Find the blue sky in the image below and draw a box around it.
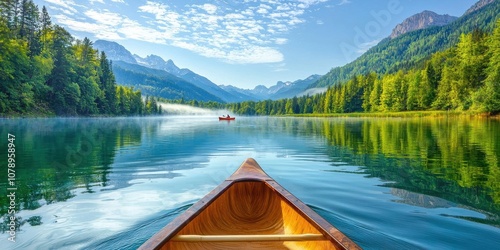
[35,0,479,89]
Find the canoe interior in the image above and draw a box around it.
[139,158,359,250]
[160,181,339,250]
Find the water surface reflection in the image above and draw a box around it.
[0,116,498,249]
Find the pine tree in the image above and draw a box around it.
[380,74,396,111]
[369,77,382,112]
[0,20,33,113]
[361,72,376,112]
[419,63,438,109]
[406,71,421,111]
[475,20,500,113]
[323,87,333,113]
[73,37,100,115]
[98,52,117,114]
[39,5,51,46]
[46,25,77,114]
[0,0,20,31]
[333,87,344,113]
[456,31,488,110]
[434,64,456,110]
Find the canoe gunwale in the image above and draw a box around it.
[139,180,233,249]
[138,158,360,250]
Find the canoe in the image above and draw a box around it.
[219,116,235,120]
[139,158,360,250]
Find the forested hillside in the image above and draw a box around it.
[112,61,224,103]
[0,1,160,116]
[229,21,500,115]
[312,0,500,88]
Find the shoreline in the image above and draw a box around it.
[286,111,500,119]
[2,110,499,119]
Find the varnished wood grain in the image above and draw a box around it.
[139,158,361,250]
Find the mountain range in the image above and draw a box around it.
[93,40,315,103]
[94,0,498,103]
[220,74,322,101]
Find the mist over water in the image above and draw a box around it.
[159,103,230,116]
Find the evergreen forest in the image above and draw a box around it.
[0,0,161,116]
[227,21,500,116]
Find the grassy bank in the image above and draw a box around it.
[0,108,55,118]
[288,110,498,118]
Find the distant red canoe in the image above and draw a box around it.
[219,116,235,121]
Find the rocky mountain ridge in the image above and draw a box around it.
[465,0,495,15]
[390,10,458,39]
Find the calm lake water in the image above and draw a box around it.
[1,116,499,249]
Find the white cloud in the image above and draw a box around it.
[172,40,282,64]
[118,19,167,44]
[53,14,122,40]
[275,38,288,45]
[258,4,273,9]
[201,4,218,15]
[299,0,329,5]
[256,7,269,14]
[241,9,254,16]
[338,0,352,6]
[45,0,78,14]
[139,1,169,17]
[90,0,104,4]
[285,16,304,25]
[271,62,288,72]
[95,29,123,40]
[226,46,284,64]
[276,5,292,11]
[225,13,245,19]
[50,6,76,16]
[45,0,329,64]
[85,9,124,26]
[54,8,167,43]
[138,1,182,38]
[268,23,288,32]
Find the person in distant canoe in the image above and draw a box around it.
[227,114,230,118]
